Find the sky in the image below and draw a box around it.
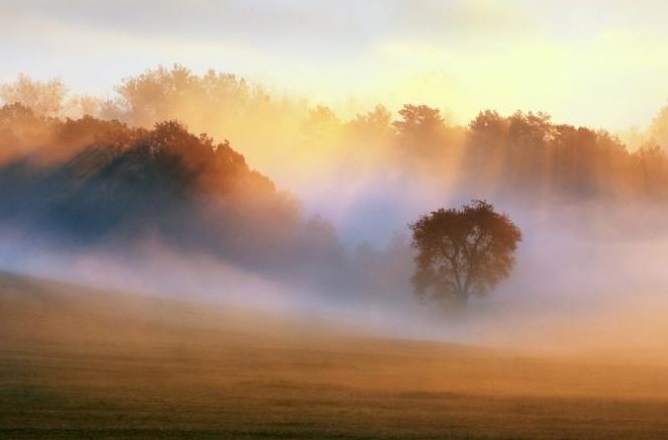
[1,0,668,130]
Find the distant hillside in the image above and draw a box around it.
[0,106,344,282]
[3,271,668,440]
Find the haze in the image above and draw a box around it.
[3,3,668,438]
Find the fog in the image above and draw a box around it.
[4,192,668,360]
[2,70,668,361]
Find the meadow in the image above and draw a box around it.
[2,272,668,439]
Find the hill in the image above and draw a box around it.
[0,107,346,287]
[2,272,668,439]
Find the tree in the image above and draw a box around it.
[0,74,68,117]
[409,200,521,307]
[649,103,668,150]
[465,110,510,189]
[393,104,446,152]
[347,104,393,141]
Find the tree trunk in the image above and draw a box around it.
[450,289,469,311]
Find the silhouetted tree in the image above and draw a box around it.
[633,144,668,197]
[393,104,446,153]
[465,110,510,190]
[410,200,521,307]
[506,111,553,190]
[393,104,466,174]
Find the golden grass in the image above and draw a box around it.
[2,272,668,439]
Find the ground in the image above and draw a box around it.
[1,272,668,439]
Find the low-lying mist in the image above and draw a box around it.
[2,67,668,360]
[4,196,668,361]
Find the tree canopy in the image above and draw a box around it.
[410,200,522,307]
[4,69,668,202]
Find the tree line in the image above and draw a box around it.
[0,103,512,310]
[2,65,668,203]
[0,106,345,289]
[2,66,668,309]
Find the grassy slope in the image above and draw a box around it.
[1,272,668,439]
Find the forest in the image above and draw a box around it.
[1,65,668,306]
[3,65,668,203]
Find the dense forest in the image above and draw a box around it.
[1,65,668,301]
[2,65,668,203]
[0,105,347,290]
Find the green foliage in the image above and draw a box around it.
[410,200,522,306]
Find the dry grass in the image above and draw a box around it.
[2,272,668,439]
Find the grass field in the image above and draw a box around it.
[2,272,668,439]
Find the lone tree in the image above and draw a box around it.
[410,200,521,306]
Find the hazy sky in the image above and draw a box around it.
[1,0,668,129]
